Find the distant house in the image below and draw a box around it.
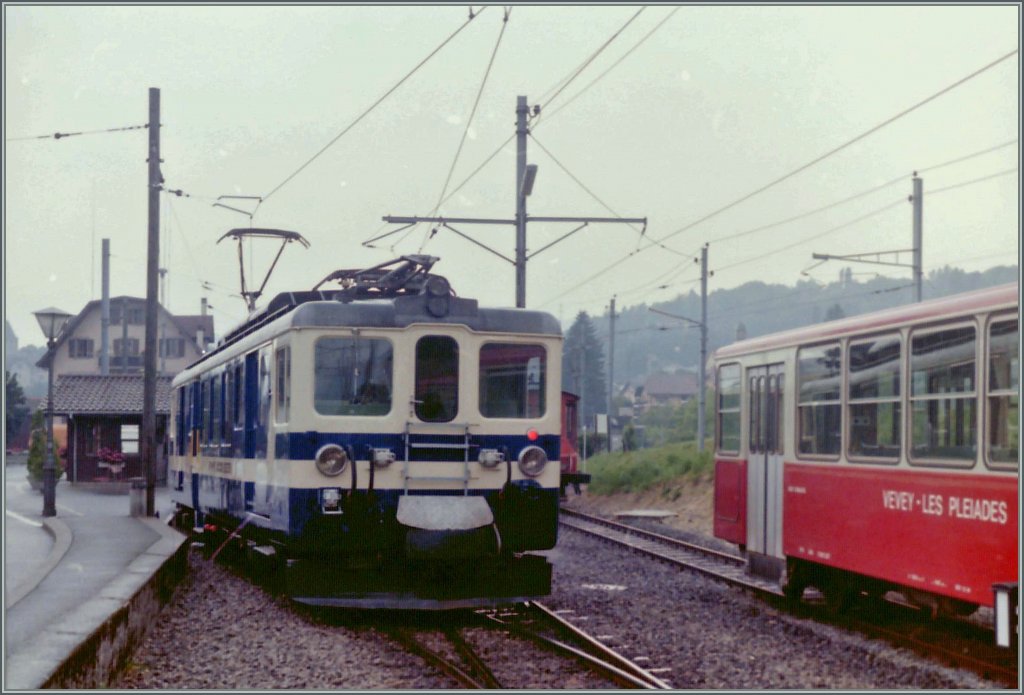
[35,297,212,484]
[638,370,700,409]
[36,296,213,377]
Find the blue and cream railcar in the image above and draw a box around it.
[168,259,562,608]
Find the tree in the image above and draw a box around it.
[562,311,607,420]
[26,408,64,484]
[5,371,29,445]
[825,303,846,321]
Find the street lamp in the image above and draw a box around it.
[34,306,72,517]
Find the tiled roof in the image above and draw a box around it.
[41,375,173,415]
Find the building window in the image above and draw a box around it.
[797,343,841,456]
[479,343,546,418]
[113,338,140,356]
[716,363,741,453]
[68,338,94,358]
[988,318,1018,468]
[127,307,145,325]
[159,338,185,358]
[120,424,139,455]
[910,325,976,463]
[314,337,393,416]
[848,335,901,460]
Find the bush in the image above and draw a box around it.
[26,409,65,482]
[585,441,712,495]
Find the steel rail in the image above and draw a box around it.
[561,508,1017,687]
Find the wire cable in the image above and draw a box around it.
[5,123,150,142]
[260,8,488,207]
[538,7,647,111]
[420,7,513,252]
[539,47,1018,307]
[543,7,681,123]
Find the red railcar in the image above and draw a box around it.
[712,283,1018,643]
[560,391,590,494]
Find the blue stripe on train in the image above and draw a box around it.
[276,432,561,462]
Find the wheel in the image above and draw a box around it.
[782,563,809,601]
[822,574,856,615]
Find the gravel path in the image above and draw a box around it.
[112,527,1002,689]
[545,527,1002,689]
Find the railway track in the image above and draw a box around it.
[382,601,672,689]
[560,508,1018,687]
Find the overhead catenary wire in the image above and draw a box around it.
[713,165,1018,276]
[419,7,513,252]
[260,7,488,208]
[5,123,150,142]
[537,47,1018,307]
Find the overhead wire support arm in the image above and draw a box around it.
[440,223,515,264]
[811,249,918,269]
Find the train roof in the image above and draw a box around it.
[181,289,561,375]
[715,282,1019,360]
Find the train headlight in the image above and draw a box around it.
[517,445,547,477]
[372,448,396,468]
[478,448,505,469]
[315,444,349,477]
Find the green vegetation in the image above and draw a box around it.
[585,440,713,495]
[26,409,64,483]
[629,389,714,449]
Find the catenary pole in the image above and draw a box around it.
[143,87,160,516]
[607,295,616,451]
[912,175,923,302]
[698,244,708,452]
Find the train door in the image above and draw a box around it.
[746,363,785,578]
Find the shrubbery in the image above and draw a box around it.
[26,409,65,483]
[585,440,712,494]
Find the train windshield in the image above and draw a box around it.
[479,343,546,418]
[314,337,393,416]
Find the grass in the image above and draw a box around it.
[584,441,713,495]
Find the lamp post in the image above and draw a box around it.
[34,307,72,517]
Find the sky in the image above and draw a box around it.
[4,4,1020,347]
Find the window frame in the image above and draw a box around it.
[984,312,1019,471]
[846,332,902,465]
[715,362,742,455]
[312,334,395,418]
[478,341,548,420]
[275,346,291,424]
[795,341,843,461]
[415,335,460,423]
[907,319,979,469]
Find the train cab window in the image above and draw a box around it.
[910,325,977,463]
[479,343,546,418]
[716,364,741,454]
[314,337,393,416]
[987,318,1018,468]
[415,336,459,422]
[848,335,901,461]
[797,343,841,457]
[275,347,291,424]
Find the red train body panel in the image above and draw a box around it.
[711,283,1019,635]
[784,464,1017,607]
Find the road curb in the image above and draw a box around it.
[4,515,189,689]
[4,516,73,610]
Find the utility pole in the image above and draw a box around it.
[698,244,708,452]
[376,95,646,308]
[912,174,923,303]
[607,295,616,451]
[648,243,709,452]
[142,87,160,517]
[811,175,923,303]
